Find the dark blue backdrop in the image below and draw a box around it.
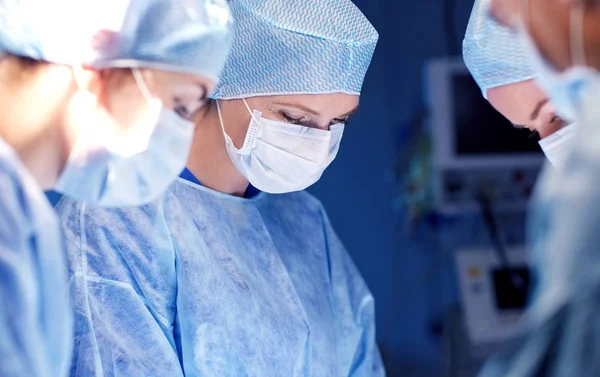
[308,1,475,375]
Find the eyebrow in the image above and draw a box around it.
[272,102,360,119]
[530,99,549,121]
[340,105,360,119]
[272,101,319,116]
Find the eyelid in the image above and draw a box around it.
[530,99,550,121]
[281,109,305,118]
[197,87,208,102]
[175,94,208,117]
[174,105,192,119]
[280,110,306,122]
[281,113,305,125]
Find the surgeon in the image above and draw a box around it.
[56,0,384,376]
[476,0,600,376]
[0,0,232,376]
[463,0,575,166]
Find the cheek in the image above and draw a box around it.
[229,116,250,149]
[221,102,251,149]
[528,0,571,70]
[537,122,562,139]
[103,84,152,133]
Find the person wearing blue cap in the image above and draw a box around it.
[56,0,384,375]
[0,0,232,376]
[468,1,600,376]
[463,0,576,167]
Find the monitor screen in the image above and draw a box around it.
[452,74,543,156]
[491,267,531,310]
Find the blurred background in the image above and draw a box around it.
[308,0,543,376]
[45,0,543,375]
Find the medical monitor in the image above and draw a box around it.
[426,57,544,214]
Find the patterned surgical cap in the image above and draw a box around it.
[463,0,536,98]
[212,0,379,99]
[0,0,233,81]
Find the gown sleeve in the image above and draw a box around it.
[321,208,386,377]
[56,196,184,377]
[0,174,55,377]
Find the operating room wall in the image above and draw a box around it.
[308,0,474,375]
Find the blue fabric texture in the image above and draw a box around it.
[211,0,379,99]
[477,84,600,376]
[463,0,536,98]
[57,178,385,376]
[0,0,233,80]
[0,138,71,377]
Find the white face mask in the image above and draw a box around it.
[217,98,345,194]
[538,123,578,168]
[55,68,195,207]
[520,1,599,123]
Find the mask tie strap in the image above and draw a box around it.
[242,98,262,125]
[216,100,230,137]
[242,98,253,116]
[216,100,252,154]
[240,98,261,151]
[132,68,153,101]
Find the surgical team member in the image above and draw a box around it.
[476,0,600,376]
[0,0,232,376]
[56,0,384,375]
[463,0,574,166]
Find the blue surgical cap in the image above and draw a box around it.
[212,0,379,99]
[463,0,536,98]
[0,0,233,81]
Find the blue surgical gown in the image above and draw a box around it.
[478,88,600,376]
[57,177,385,377]
[0,138,72,377]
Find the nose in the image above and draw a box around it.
[534,108,564,139]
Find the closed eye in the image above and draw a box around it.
[174,98,208,120]
[174,104,192,119]
[281,113,306,125]
[332,118,349,126]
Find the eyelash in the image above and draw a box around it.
[529,130,541,141]
[174,104,192,119]
[282,113,305,125]
[281,114,349,126]
[173,91,209,120]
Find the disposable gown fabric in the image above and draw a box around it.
[57,177,385,377]
[0,138,71,377]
